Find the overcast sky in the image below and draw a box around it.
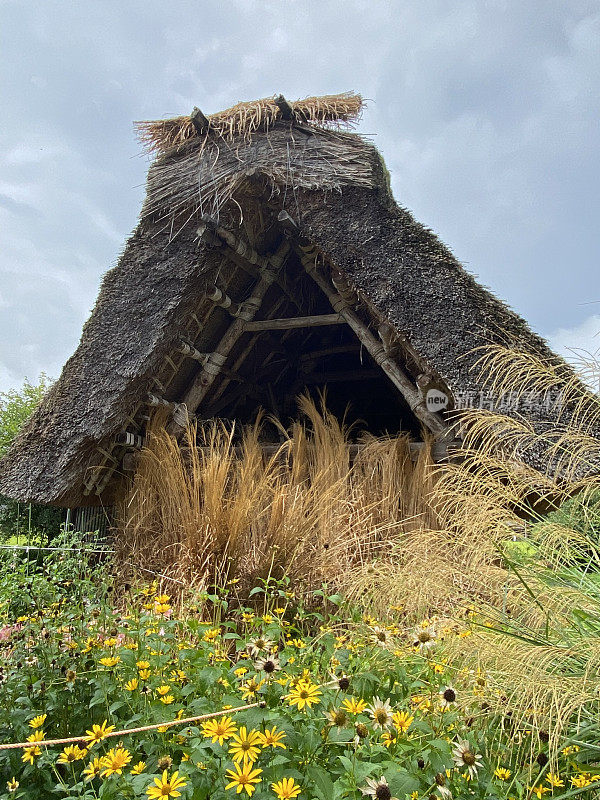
[1,0,599,394]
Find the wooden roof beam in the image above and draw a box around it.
[180,238,290,417]
[245,313,344,331]
[296,243,448,437]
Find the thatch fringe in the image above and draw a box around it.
[135,92,364,155]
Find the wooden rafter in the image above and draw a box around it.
[295,243,448,437]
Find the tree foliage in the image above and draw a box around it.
[0,375,63,539]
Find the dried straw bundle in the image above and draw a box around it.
[135,92,364,155]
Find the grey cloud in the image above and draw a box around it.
[0,0,598,392]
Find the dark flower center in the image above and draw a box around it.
[263,660,276,673]
[375,785,392,800]
[463,751,476,766]
[338,676,350,691]
[355,723,368,738]
[375,710,388,724]
[443,688,456,702]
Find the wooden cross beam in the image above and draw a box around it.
[245,313,344,331]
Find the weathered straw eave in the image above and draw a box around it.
[0,93,588,507]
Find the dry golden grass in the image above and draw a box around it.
[136,92,364,154]
[115,396,435,596]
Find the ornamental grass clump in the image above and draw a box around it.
[117,395,438,595]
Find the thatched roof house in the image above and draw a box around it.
[0,93,576,508]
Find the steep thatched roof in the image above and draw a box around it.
[0,92,581,507]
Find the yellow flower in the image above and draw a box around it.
[234,667,248,678]
[529,785,550,798]
[571,775,592,788]
[201,716,237,745]
[157,685,171,696]
[100,746,132,776]
[125,678,139,691]
[6,778,19,792]
[392,710,414,734]
[85,720,115,745]
[146,770,187,799]
[139,669,151,680]
[341,697,367,715]
[160,694,175,705]
[286,681,321,710]
[229,726,262,765]
[104,638,117,647]
[494,767,511,780]
[136,660,150,669]
[225,762,263,796]
[258,726,286,749]
[381,731,398,748]
[271,776,301,799]
[28,714,47,729]
[154,594,170,604]
[99,656,120,668]
[57,745,86,764]
[562,745,580,755]
[203,628,220,642]
[155,603,171,615]
[83,757,104,781]
[240,678,265,700]
[242,613,255,623]
[546,773,564,788]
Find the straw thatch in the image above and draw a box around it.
[135,92,364,154]
[0,92,587,508]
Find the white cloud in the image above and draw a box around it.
[548,314,600,358]
[547,313,600,392]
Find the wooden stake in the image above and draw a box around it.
[274,94,294,120]
[190,106,210,134]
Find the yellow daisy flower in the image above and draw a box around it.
[229,726,262,765]
[28,714,47,729]
[225,763,262,796]
[85,720,115,746]
[125,678,139,691]
[146,770,187,799]
[201,716,237,745]
[99,656,120,668]
[392,710,414,734]
[100,747,132,776]
[341,697,367,715]
[57,745,86,764]
[157,685,171,696]
[286,681,321,710]
[494,768,511,780]
[82,757,104,781]
[258,726,286,749]
[271,776,301,799]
